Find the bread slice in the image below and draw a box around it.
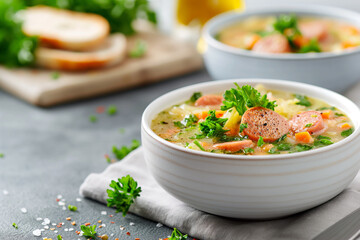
[35,34,127,71]
[23,6,110,51]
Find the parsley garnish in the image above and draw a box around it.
[239,123,248,133]
[275,134,288,143]
[189,92,202,103]
[106,175,141,217]
[199,110,228,138]
[294,144,313,152]
[57,235,62,240]
[80,224,97,239]
[193,140,205,151]
[298,39,321,53]
[129,40,147,58]
[268,147,280,154]
[273,14,300,35]
[314,135,333,146]
[317,106,336,111]
[221,83,277,115]
[305,123,313,128]
[174,114,199,129]
[243,148,254,155]
[89,115,97,123]
[277,143,291,151]
[168,228,188,240]
[341,128,354,137]
[0,153,4,158]
[257,136,265,147]
[112,140,140,160]
[68,205,77,211]
[12,223,18,229]
[51,72,60,80]
[294,94,312,107]
[335,113,344,117]
[107,105,117,115]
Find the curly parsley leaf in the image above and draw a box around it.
[106,175,141,217]
[221,83,277,115]
[0,0,38,67]
[273,14,300,34]
[129,40,147,58]
[80,224,97,239]
[112,140,140,160]
[189,92,202,103]
[243,148,254,155]
[257,136,265,147]
[239,123,248,133]
[193,140,205,151]
[68,204,77,211]
[341,128,354,137]
[298,39,321,53]
[294,94,312,107]
[277,143,291,151]
[294,144,313,152]
[57,235,62,240]
[169,228,188,240]
[174,114,198,129]
[199,110,228,138]
[268,147,280,154]
[12,223,18,229]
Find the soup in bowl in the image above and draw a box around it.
[141,79,360,219]
[202,5,360,92]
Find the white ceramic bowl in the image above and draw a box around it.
[202,5,360,93]
[141,79,360,219]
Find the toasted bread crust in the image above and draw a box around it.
[35,34,127,71]
[23,6,110,51]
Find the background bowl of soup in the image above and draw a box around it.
[141,79,360,219]
[202,5,360,93]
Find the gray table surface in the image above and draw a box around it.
[0,70,210,240]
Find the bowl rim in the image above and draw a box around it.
[202,4,360,60]
[141,79,360,161]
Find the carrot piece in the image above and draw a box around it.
[340,123,352,130]
[342,41,358,49]
[293,35,310,47]
[246,34,261,49]
[195,110,226,120]
[321,110,333,119]
[295,132,314,144]
[262,144,274,152]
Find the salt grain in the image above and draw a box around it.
[129,222,135,226]
[76,198,82,202]
[110,233,114,236]
[3,190,8,195]
[69,228,74,231]
[32,229,42,236]
[36,217,43,221]
[156,223,163,228]
[64,228,68,232]
[101,223,106,227]
[101,211,107,215]
[43,218,50,224]
[120,226,125,231]
[40,229,45,232]
[54,230,58,233]
[21,208,27,213]
[44,226,49,230]
[58,201,65,206]
[52,223,56,226]
[62,206,66,210]
[57,195,62,199]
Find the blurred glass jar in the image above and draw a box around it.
[153,0,245,42]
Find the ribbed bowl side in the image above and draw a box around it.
[142,127,360,219]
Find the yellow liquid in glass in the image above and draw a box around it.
[176,0,245,26]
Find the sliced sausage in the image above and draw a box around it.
[241,107,290,142]
[213,140,254,152]
[195,95,223,107]
[289,111,325,135]
[252,34,291,54]
[299,21,328,41]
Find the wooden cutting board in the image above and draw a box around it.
[0,32,203,107]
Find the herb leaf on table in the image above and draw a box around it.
[112,140,140,160]
[106,175,142,217]
[80,224,97,239]
[168,228,188,240]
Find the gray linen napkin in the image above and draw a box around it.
[80,147,360,240]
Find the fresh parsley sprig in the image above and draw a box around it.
[294,94,312,107]
[80,224,97,239]
[199,110,228,138]
[168,228,188,240]
[221,83,277,115]
[106,175,142,217]
[174,114,198,129]
[112,140,140,160]
[298,39,321,53]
